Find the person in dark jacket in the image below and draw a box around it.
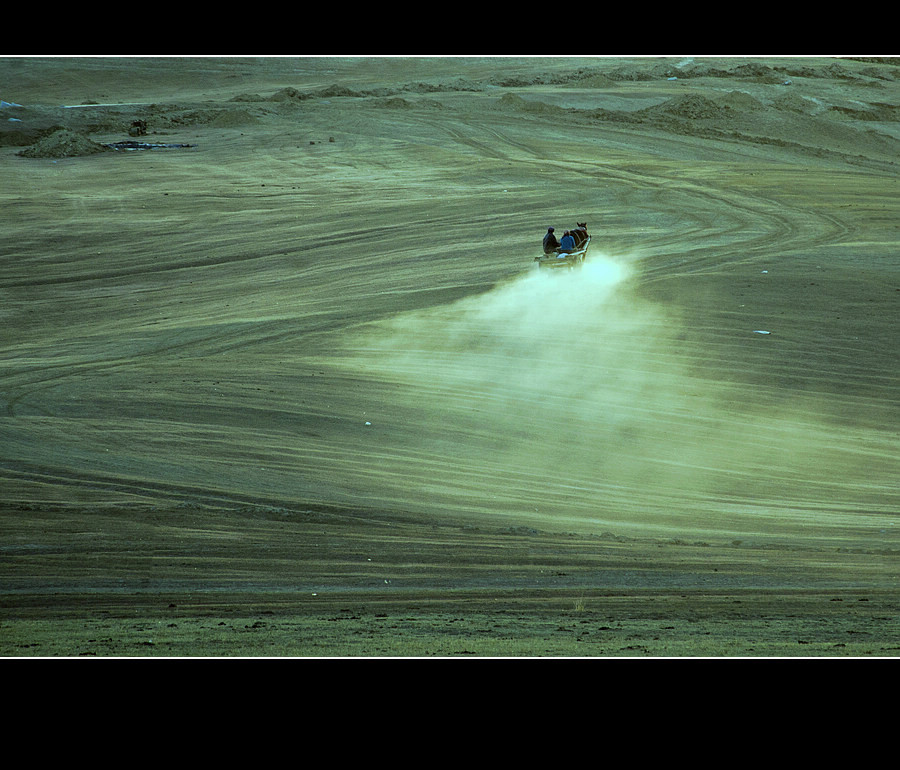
[558,230,575,253]
[543,226,560,253]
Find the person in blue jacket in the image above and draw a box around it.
[558,230,575,253]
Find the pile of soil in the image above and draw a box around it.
[641,94,731,121]
[17,128,110,158]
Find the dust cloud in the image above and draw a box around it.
[338,255,713,525]
[336,253,894,539]
[346,254,645,413]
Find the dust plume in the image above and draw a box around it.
[336,254,896,539]
[340,256,696,517]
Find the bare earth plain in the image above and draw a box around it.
[1,56,898,657]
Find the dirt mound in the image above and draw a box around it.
[575,73,617,88]
[316,84,363,98]
[718,90,766,112]
[729,62,784,83]
[266,87,311,103]
[646,94,729,120]
[497,92,565,116]
[606,62,678,81]
[17,128,111,158]
[210,108,259,127]
[772,92,821,115]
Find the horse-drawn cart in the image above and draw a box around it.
[534,235,591,270]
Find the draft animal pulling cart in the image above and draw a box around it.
[534,235,591,270]
[534,223,591,270]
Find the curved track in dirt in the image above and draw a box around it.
[3,68,898,548]
[1,57,898,655]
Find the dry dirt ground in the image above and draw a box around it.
[1,56,898,657]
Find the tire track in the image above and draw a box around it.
[3,71,896,546]
[427,113,856,279]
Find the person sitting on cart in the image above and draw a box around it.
[558,230,576,253]
[543,227,560,253]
